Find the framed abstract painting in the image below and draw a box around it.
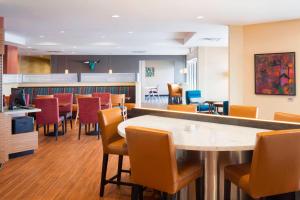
[255,52,296,96]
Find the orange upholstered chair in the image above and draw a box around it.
[97,108,131,197]
[111,94,127,119]
[224,129,300,200]
[167,83,182,104]
[274,112,300,123]
[229,105,258,119]
[167,104,197,113]
[125,126,204,200]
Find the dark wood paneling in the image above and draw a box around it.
[131,108,300,130]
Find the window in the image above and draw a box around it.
[187,58,197,90]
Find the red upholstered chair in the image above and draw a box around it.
[78,97,101,140]
[92,92,112,110]
[35,98,65,140]
[54,93,73,132]
[25,94,30,106]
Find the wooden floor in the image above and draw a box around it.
[0,122,158,200]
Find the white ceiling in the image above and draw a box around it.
[0,0,300,55]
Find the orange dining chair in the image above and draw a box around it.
[126,126,204,200]
[97,108,132,197]
[167,104,197,113]
[274,112,300,123]
[229,105,258,119]
[224,129,300,200]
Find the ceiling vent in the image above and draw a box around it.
[131,50,147,54]
[199,38,222,42]
[47,50,62,53]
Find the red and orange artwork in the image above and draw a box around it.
[255,52,296,95]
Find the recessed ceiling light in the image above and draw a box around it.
[196,16,204,19]
[73,46,77,49]
[128,31,134,34]
[112,15,120,18]
[60,30,65,34]
[27,46,32,49]
[39,35,45,38]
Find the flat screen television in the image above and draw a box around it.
[9,88,26,110]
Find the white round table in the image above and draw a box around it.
[118,115,269,200]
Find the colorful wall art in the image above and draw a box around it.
[255,52,296,95]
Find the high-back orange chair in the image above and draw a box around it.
[97,108,131,197]
[229,105,258,119]
[125,126,204,200]
[111,94,127,119]
[167,104,197,113]
[274,112,300,123]
[224,129,300,199]
[167,83,182,104]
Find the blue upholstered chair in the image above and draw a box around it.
[223,101,229,115]
[185,90,209,112]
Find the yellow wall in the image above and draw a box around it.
[229,20,300,119]
[19,56,51,74]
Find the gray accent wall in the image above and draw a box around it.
[51,55,186,83]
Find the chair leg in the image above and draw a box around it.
[131,185,139,200]
[54,123,58,141]
[64,116,67,133]
[100,153,109,197]
[36,124,39,131]
[43,124,46,136]
[70,117,73,129]
[85,124,87,134]
[176,191,181,200]
[96,123,100,140]
[196,177,204,200]
[224,178,231,200]
[117,155,123,186]
[78,123,81,140]
[138,186,144,200]
[47,124,49,134]
[62,121,65,135]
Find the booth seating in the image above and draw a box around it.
[185,90,209,112]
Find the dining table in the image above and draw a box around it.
[118,115,269,200]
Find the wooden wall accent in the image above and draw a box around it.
[0,17,3,112]
[3,45,19,74]
[131,108,300,130]
[0,113,10,163]
[0,113,38,164]
[0,17,4,54]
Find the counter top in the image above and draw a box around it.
[3,108,41,115]
[118,115,269,151]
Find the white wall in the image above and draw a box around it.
[197,47,229,101]
[141,60,175,101]
[229,20,300,119]
[229,26,244,104]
